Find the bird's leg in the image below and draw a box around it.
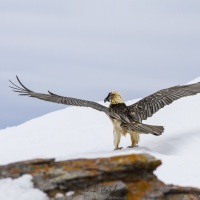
[113,128,123,150]
[127,132,140,148]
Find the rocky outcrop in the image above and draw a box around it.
[0,154,199,200]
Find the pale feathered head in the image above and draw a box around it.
[104,91,125,104]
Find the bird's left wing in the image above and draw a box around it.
[128,82,200,122]
[9,76,110,114]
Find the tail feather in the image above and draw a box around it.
[121,122,164,136]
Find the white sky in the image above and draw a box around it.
[1,0,200,129]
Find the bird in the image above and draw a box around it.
[9,76,200,150]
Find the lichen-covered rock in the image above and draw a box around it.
[0,154,199,200]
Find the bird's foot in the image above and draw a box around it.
[127,145,138,148]
[114,147,123,151]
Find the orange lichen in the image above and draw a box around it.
[127,180,153,200]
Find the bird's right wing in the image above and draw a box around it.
[9,76,110,114]
[128,82,200,121]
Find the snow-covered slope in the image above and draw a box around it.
[1,78,200,190]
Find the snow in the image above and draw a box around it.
[0,175,48,200]
[1,77,200,199]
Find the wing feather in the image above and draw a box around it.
[128,82,200,121]
[9,76,110,114]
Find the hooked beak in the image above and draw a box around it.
[104,93,111,103]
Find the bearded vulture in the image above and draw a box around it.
[9,76,200,150]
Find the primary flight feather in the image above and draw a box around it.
[9,76,200,150]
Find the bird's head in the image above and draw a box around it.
[104,91,125,104]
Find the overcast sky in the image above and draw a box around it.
[1,0,200,129]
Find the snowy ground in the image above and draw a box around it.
[1,78,200,199]
[0,175,49,200]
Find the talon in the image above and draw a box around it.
[114,147,123,150]
[127,145,138,148]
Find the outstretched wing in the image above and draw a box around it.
[9,76,110,114]
[128,82,200,122]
